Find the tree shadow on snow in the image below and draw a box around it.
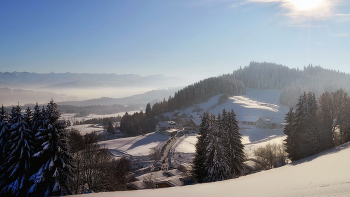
[127,134,169,151]
[241,129,285,145]
[290,142,350,166]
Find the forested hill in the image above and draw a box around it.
[232,62,350,107]
[150,76,245,115]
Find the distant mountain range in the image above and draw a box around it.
[0,87,79,106]
[57,87,183,106]
[0,72,192,106]
[0,72,191,89]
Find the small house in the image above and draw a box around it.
[185,118,201,132]
[256,118,273,129]
[155,121,178,132]
[241,116,259,125]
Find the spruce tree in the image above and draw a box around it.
[203,114,231,182]
[0,105,9,170]
[193,111,210,183]
[0,105,34,196]
[225,109,245,177]
[283,108,298,161]
[106,120,115,134]
[29,100,74,197]
[317,93,334,151]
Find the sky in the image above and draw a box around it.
[1,0,349,81]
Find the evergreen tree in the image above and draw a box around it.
[317,93,335,150]
[283,108,298,161]
[0,104,34,196]
[106,120,115,134]
[203,114,231,182]
[285,92,320,161]
[192,111,210,183]
[145,103,152,118]
[29,100,74,197]
[225,109,245,176]
[0,105,9,170]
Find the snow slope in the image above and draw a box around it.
[171,89,287,163]
[74,142,350,197]
[98,132,169,157]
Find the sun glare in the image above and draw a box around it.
[287,0,325,11]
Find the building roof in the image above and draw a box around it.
[129,169,184,189]
[190,118,201,126]
[156,121,178,127]
[241,116,259,122]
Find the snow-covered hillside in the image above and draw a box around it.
[74,142,350,197]
[177,88,289,121]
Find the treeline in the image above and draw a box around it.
[231,62,350,107]
[284,90,350,162]
[151,76,245,116]
[193,109,245,183]
[120,109,158,137]
[232,61,300,89]
[73,116,121,127]
[56,104,140,117]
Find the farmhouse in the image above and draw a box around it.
[185,118,201,132]
[256,117,272,129]
[126,170,184,190]
[256,117,286,129]
[155,121,178,132]
[241,116,259,125]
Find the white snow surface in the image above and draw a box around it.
[74,142,350,197]
[68,124,104,135]
[98,132,169,156]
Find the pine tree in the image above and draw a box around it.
[0,105,9,169]
[225,109,245,177]
[106,120,115,134]
[203,114,231,182]
[283,107,298,161]
[317,93,334,151]
[285,92,320,161]
[193,111,210,183]
[145,103,152,118]
[29,100,74,197]
[0,104,34,196]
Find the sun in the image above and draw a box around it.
[287,0,326,11]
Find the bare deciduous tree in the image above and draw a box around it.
[142,174,156,189]
[254,143,287,169]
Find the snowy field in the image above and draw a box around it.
[98,132,169,157]
[68,124,105,135]
[61,111,140,122]
[76,142,350,197]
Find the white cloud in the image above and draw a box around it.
[244,0,345,25]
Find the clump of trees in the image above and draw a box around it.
[120,109,158,137]
[0,100,74,197]
[193,109,245,183]
[254,143,287,169]
[284,90,350,162]
[68,129,132,193]
[0,100,132,196]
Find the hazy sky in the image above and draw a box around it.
[1,0,349,81]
